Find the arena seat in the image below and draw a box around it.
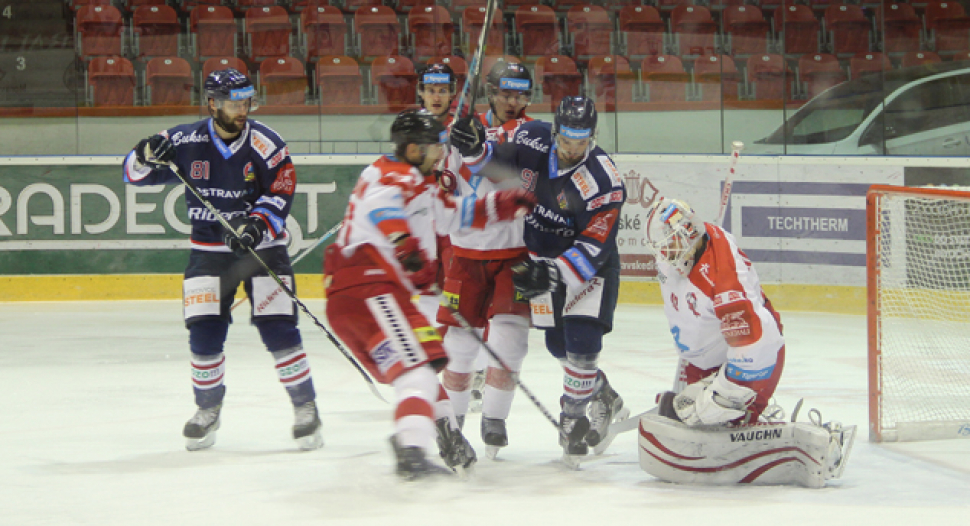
[462,6,507,56]
[87,55,135,106]
[259,56,308,105]
[798,53,846,99]
[535,55,581,110]
[301,5,348,60]
[849,52,892,79]
[640,54,689,102]
[317,55,363,105]
[190,5,237,61]
[877,2,922,54]
[567,5,613,63]
[132,5,180,59]
[76,5,125,58]
[586,55,635,109]
[746,53,794,101]
[245,6,292,62]
[619,5,666,61]
[899,50,941,67]
[408,5,454,62]
[824,4,871,56]
[371,54,417,110]
[723,5,771,56]
[146,56,194,105]
[515,5,562,60]
[354,6,401,60]
[670,5,717,57]
[693,54,740,101]
[773,4,820,55]
[924,0,970,54]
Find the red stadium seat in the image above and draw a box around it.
[693,54,740,101]
[179,0,222,16]
[505,0,542,8]
[619,6,666,60]
[900,50,942,67]
[302,5,348,60]
[950,50,970,62]
[641,54,689,102]
[671,5,717,57]
[395,0,436,13]
[586,55,635,109]
[798,53,846,99]
[245,6,292,62]
[515,5,561,60]
[723,5,771,56]
[427,55,468,93]
[452,0,488,10]
[87,55,135,106]
[657,0,693,14]
[190,6,237,60]
[824,4,871,56]
[259,56,308,105]
[408,5,454,62]
[126,0,167,10]
[877,2,922,54]
[462,6,507,56]
[290,0,335,14]
[146,56,194,105]
[924,0,970,53]
[342,0,383,12]
[535,55,581,110]
[371,54,417,110]
[567,5,613,62]
[849,51,892,78]
[354,6,401,60]
[774,4,820,55]
[236,0,277,14]
[132,5,180,59]
[71,0,113,12]
[317,55,363,104]
[746,53,795,101]
[76,5,124,58]
[551,0,589,12]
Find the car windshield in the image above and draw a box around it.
[760,79,902,145]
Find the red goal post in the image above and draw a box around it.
[867,184,970,442]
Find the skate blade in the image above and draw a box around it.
[831,424,857,479]
[185,432,217,451]
[296,430,324,451]
[485,446,503,460]
[592,406,632,456]
[561,453,584,470]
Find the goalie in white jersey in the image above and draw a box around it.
[638,198,855,488]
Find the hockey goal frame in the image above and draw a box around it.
[867,184,970,442]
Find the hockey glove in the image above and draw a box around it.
[512,258,561,300]
[225,216,267,256]
[673,367,757,426]
[490,188,538,221]
[135,134,176,168]
[450,115,486,158]
[392,234,437,291]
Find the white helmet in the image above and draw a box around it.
[644,197,705,277]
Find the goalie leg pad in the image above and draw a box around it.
[637,414,844,488]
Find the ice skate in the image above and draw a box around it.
[293,401,323,450]
[468,369,485,413]
[391,435,454,481]
[183,404,221,451]
[481,417,508,460]
[435,417,477,476]
[559,413,590,469]
[586,373,631,455]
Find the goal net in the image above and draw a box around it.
[867,185,970,442]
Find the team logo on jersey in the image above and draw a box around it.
[557,190,568,210]
[267,146,289,169]
[584,209,617,242]
[251,130,274,159]
[686,292,700,317]
[720,311,750,337]
[270,161,296,195]
[587,189,624,211]
[596,155,622,188]
[670,293,679,311]
[243,162,255,183]
[571,169,599,200]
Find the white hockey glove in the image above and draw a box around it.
[673,366,756,426]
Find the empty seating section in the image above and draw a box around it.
[302,5,347,60]
[259,56,307,105]
[146,56,193,105]
[13,0,970,112]
[408,5,453,62]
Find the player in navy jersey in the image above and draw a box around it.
[122,68,322,452]
[458,96,630,462]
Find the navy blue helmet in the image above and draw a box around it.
[418,62,457,91]
[204,68,257,107]
[391,109,448,148]
[554,96,597,140]
[486,61,533,96]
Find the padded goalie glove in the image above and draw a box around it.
[450,115,486,158]
[225,216,267,256]
[392,234,436,291]
[512,258,561,300]
[672,366,757,426]
[134,134,176,168]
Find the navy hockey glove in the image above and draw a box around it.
[135,134,176,168]
[392,234,437,291]
[450,115,486,158]
[225,216,267,256]
[512,259,561,300]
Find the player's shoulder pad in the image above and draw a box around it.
[570,150,623,205]
[248,119,287,161]
[510,120,552,153]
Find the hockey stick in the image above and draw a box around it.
[431,285,561,434]
[230,220,343,311]
[453,0,498,122]
[671,140,744,393]
[164,162,386,403]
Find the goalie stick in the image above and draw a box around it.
[671,140,744,394]
[163,162,387,404]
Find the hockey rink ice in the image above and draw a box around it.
[3,300,969,525]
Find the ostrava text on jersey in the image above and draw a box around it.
[496,120,625,285]
[123,119,295,251]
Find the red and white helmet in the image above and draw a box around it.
[644,197,705,277]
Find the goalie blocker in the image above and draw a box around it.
[637,412,856,488]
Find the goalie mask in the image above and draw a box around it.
[645,198,705,277]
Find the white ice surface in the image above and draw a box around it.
[2,301,969,526]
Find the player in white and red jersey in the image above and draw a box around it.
[644,197,785,425]
[638,198,855,488]
[429,60,537,458]
[323,110,536,480]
